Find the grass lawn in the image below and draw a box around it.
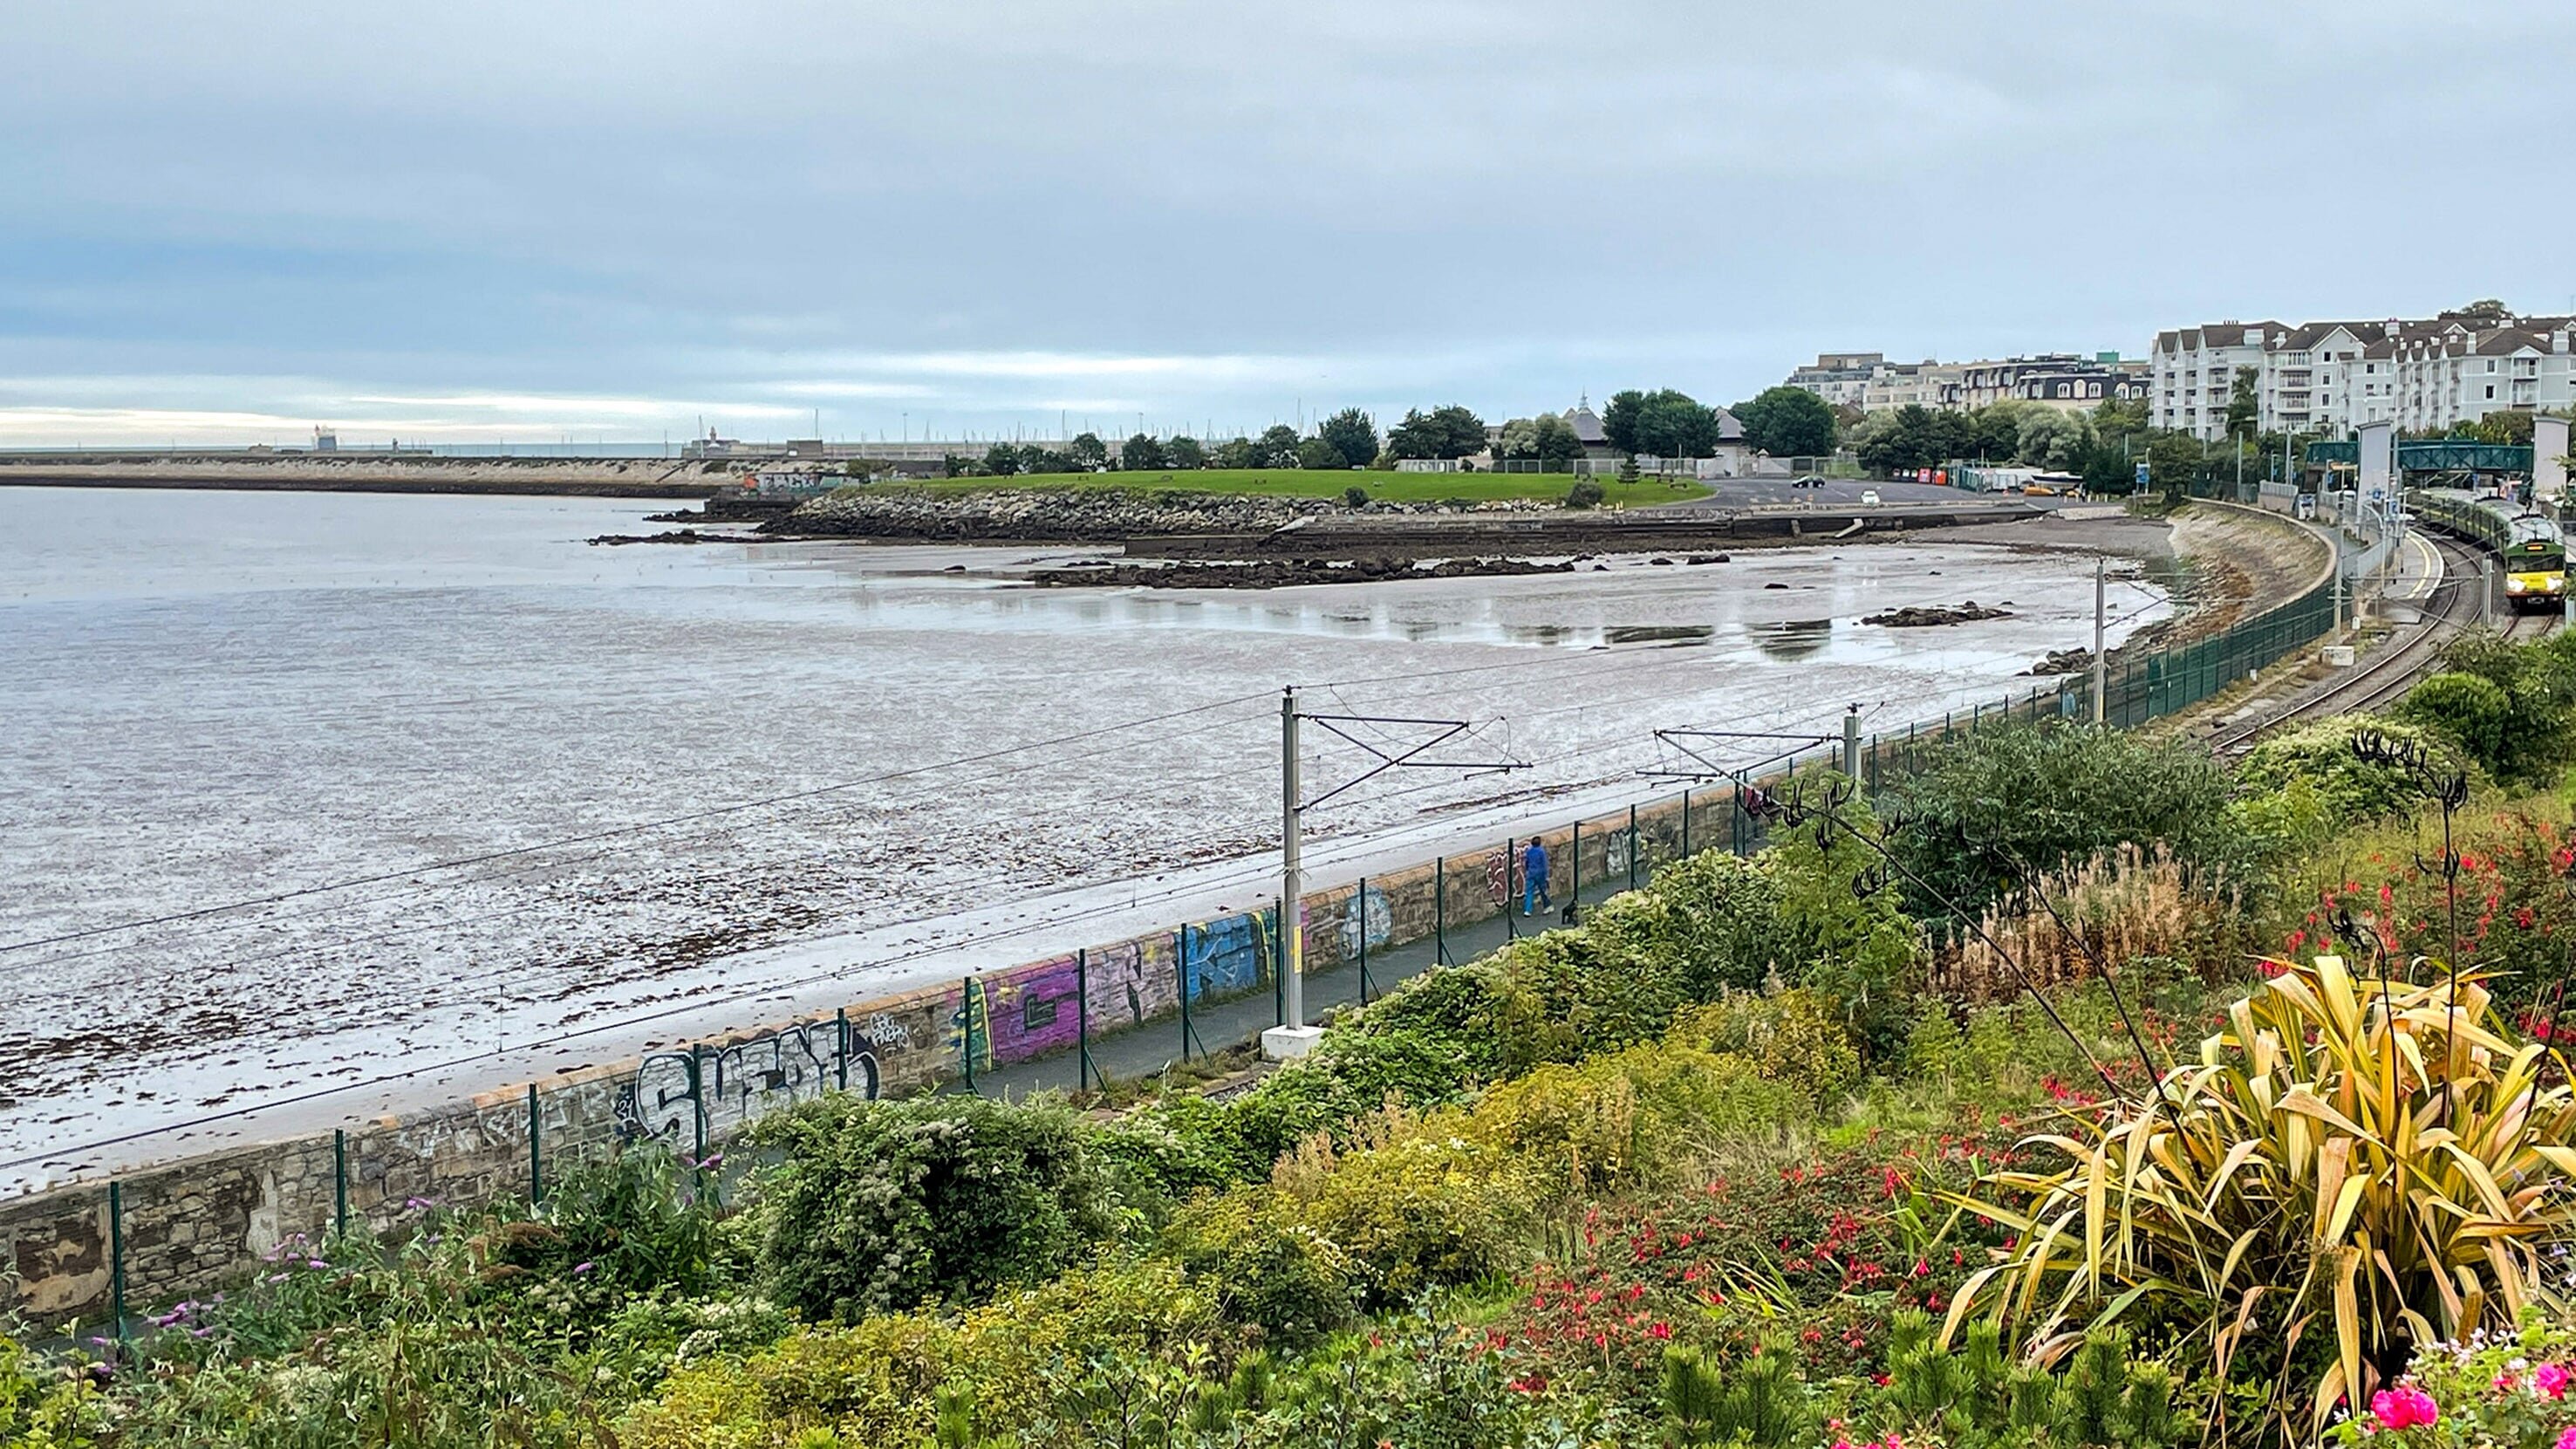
[882,468,1705,508]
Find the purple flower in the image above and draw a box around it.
[572,1261,594,1275]
[306,1259,329,1270]
[404,1195,434,1210]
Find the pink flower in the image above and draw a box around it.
[2370,1387,2438,1431]
[2538,1363,2570,1400]
[2553,1425,2576,1449]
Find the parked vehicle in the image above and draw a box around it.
[1860,489,1882,506]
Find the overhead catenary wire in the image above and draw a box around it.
[0,690,1280,956]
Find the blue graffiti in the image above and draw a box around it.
[1339,884,1391,956]
[1184,909,1272,1002]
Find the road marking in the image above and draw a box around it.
[2393,533,2439,602]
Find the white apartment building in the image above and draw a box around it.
[2151,313,2576,441]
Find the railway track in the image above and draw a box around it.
[2207,536,2482,753]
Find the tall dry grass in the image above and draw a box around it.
[1930,844,2236,999]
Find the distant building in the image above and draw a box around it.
[1951,353,2149,413]
[1787,351,2143,416]
[1784,352,1886,409]
[2150,311,2576,440]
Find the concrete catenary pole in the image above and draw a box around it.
[2090,556,2108,725]
[1841,705,1861,777]
[1280,687,1303,1031]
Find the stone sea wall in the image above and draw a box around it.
[0,785,1749,1330]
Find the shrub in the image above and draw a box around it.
[1264,1109,1533,1306]
[1164,1193,1358,1348]
[623,1257,1228,1448]
[1951,954,2576,1436]
[1679,990,1862,1104]
[2237,715,2454,825]
[1886,721,2238,925]
[478,1148,721,1319]
[1467,1037,1809,1206]
[2286,804,2576,1009]
[1342,484,1370,508]
[2395,671,2518,781]
[1565,477,1607,509]
[745,1092,1119,1321]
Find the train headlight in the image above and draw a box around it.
[2552,575,2568,592]
[2508,577,2529,593]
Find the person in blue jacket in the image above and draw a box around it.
[1521,836,1550,917]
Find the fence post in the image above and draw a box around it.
[960,978,979,1091]
[1435,858,1449,964]
[1681,788,1692,858]
[688,1049,707,1164]
[1506,839,1518,940]
[527,1083,543,1206]
[836,1008,850,1092]
[1273,900,1286,1027]
[1076,947,1094,1093]
[1176,926,1194,1062]
[1356,878,1374,1006]
[333,1128,348,1239]
[1627,803,1638,891]
[1569,822,1580,908]
[109,1179,127,1347]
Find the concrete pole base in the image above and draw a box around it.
[1260,1025,1326,1061]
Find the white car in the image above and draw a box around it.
[1860,489,1882,506]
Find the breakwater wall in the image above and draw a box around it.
[0,457,728,500]
[0,779,1785,1330]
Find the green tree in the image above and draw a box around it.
[1317,407,1377,468]
[1212,435,1257,468]
[1069,432,1109,469]
[1967,401,2026,462]
[1165,435,1206,468]
[2224,366,2258,441]
[1499,413,1583,466]
[1121,433,1167,470]
[1256,424,1303,467]
[1295,435,1345,470]
[1734,386,1837,457]
[2146,432,2201,502]
[1603,387,1723,458]
[1385,406,1486,460]
[982,442,1021,476]
[2456,297,2514,322]
[2015,409,2097,469]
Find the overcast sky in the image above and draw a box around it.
[3,2,2569,447]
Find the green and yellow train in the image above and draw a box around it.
[2409,488,2567,611]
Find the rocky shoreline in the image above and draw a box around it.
[1033,556,1580,590]
[764,486,1539,542]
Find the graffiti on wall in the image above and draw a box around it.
[1338,884,1390,957]
[613,1017,878,1149]
[1485,848,1510,906]
[1603,828,1631,882]
[1182,909,1272,1002]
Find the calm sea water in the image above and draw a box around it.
[0,485,2159,1175]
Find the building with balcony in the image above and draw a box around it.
[2151,311,2576,440]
